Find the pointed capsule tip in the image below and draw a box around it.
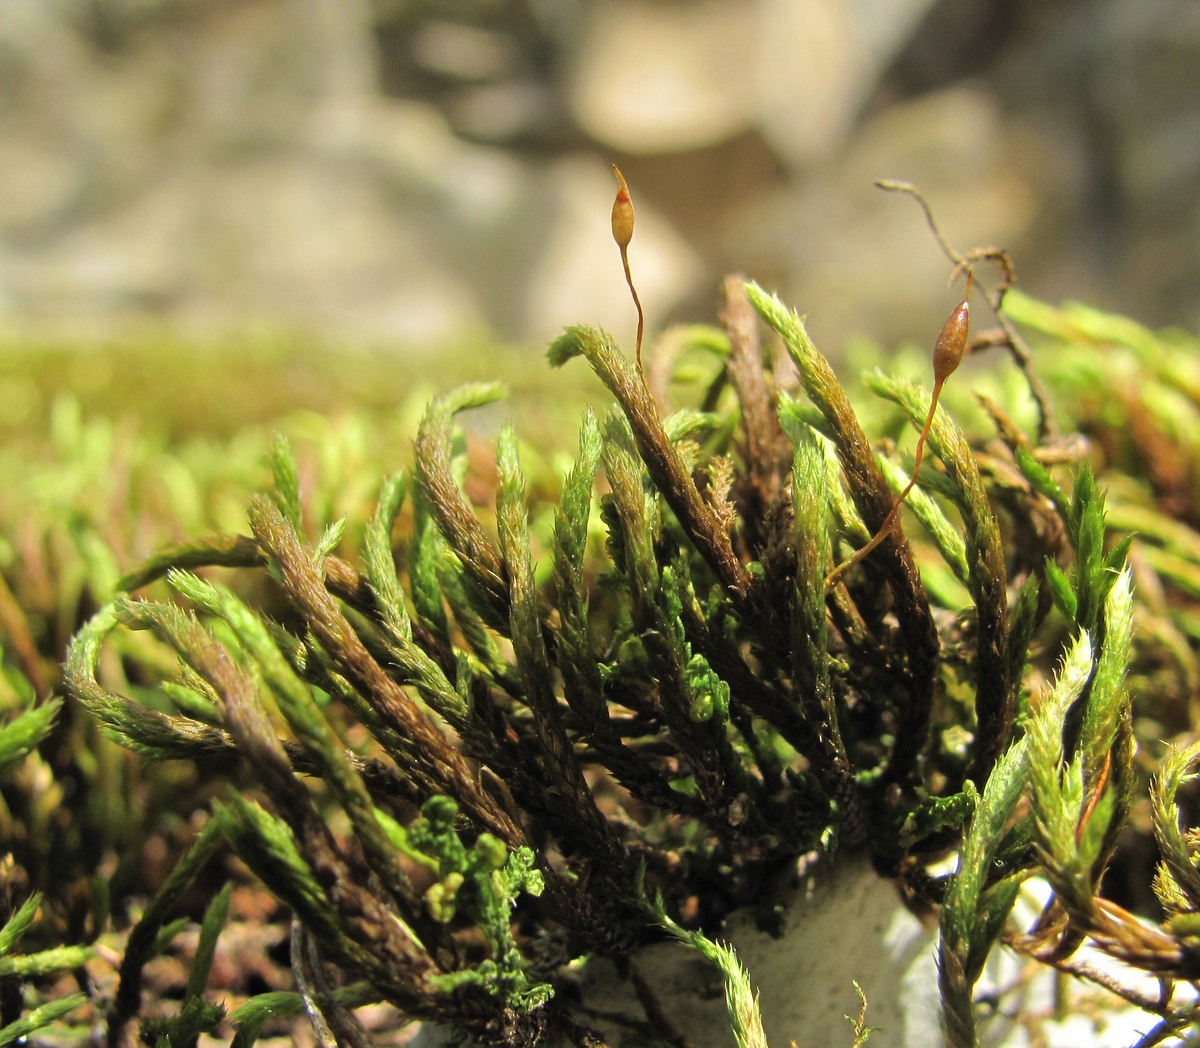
[611,164,635,248]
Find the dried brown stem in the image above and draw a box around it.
[0,572,48,700]
[720,275,792,552]
[874,179,1058,440]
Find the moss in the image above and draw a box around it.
[4,259,1200,1044]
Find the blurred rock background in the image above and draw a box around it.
[1,0,1198,355]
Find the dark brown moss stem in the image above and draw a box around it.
[745,283,939,788]
[247,495,525,849]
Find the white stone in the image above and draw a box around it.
[413,862,1181,1047]
[415,859,939,1046]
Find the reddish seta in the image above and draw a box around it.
[611,164,645,373]
[825,270,973,590]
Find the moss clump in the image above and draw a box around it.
[4,263,1200,1044]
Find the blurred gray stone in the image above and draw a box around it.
[756,0,937,166]
[0,0,1198,347]
[566,0,758,152]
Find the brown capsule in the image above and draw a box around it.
[931,270,972,383]
[611,164,634,249]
